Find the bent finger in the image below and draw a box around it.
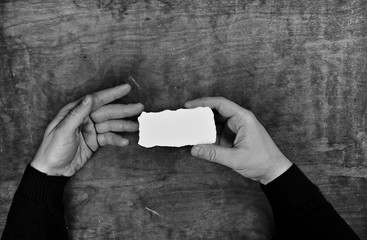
[91,103,144,123]
[185,97,245,119]
[46,100,80,133]
[97,132,129,147]
[60,95,93,133]
[95,120,139,133]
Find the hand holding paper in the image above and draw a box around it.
[185,97,292,185]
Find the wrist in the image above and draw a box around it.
[30,159,49,175]
[260,157,292,185]
[31,157,60,176]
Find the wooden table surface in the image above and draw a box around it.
[1,0,366,239]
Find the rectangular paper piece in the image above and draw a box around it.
[138,107,216,148]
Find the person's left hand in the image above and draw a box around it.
[31,84,144,177]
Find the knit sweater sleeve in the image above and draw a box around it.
[1,164,69,240]
[261,164,360,240]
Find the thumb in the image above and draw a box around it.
[62,95,93,132]
[191,144,234,167]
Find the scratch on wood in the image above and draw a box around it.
[228,0,239,30]
[128,75,141,90]
[357,206,364,214]
[145,207,161,217]
[29,134,33,146]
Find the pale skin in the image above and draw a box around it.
[185,97,292,184]
[31,84,144,176]
[31,84,291,185]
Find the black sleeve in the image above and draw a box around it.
[1,164,69,240]
[261,164,360,240]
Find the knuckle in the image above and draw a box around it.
[107,121,113,130]
[119,122,126,131]
[105,111,113,121]
[93,94,103,107]
[216,97,226,105]
[207,148,217,161]
[70,107,79,117]
[98,134,106,146]
[111,134,120,143]
[107,133,116,142]
[248,110,255,118]
[90,112,97,121]
[121,105,129,114]
[243,110,256,122]
[84,94,91,102]
[217,96,225,101]
[95,124,102,133]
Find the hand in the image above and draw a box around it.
[31,84,144,177]
[185,97,292,185]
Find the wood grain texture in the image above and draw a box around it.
[0,0,366,239]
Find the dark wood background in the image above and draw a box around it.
[1,0,366,239]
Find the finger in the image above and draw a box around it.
[97,132,129,147]
[90,103,144,123]
[185,97,245,119]
[46,100,79,133]
[60,95,93,132]
[191,144,236,167]
[81,118,99,152]
[91,84,132,111]
[48,84,130,131]
[95,120,139,133]
[213,109,228,123]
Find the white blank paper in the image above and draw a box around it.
[138,107,216,148]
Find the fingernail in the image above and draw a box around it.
[117,83,128,89]
[82,96,91,105]
[192,146,202,156]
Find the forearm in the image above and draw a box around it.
[1,164,69,240]
[261,164,360,240]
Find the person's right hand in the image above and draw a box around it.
[185,97,292,185]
